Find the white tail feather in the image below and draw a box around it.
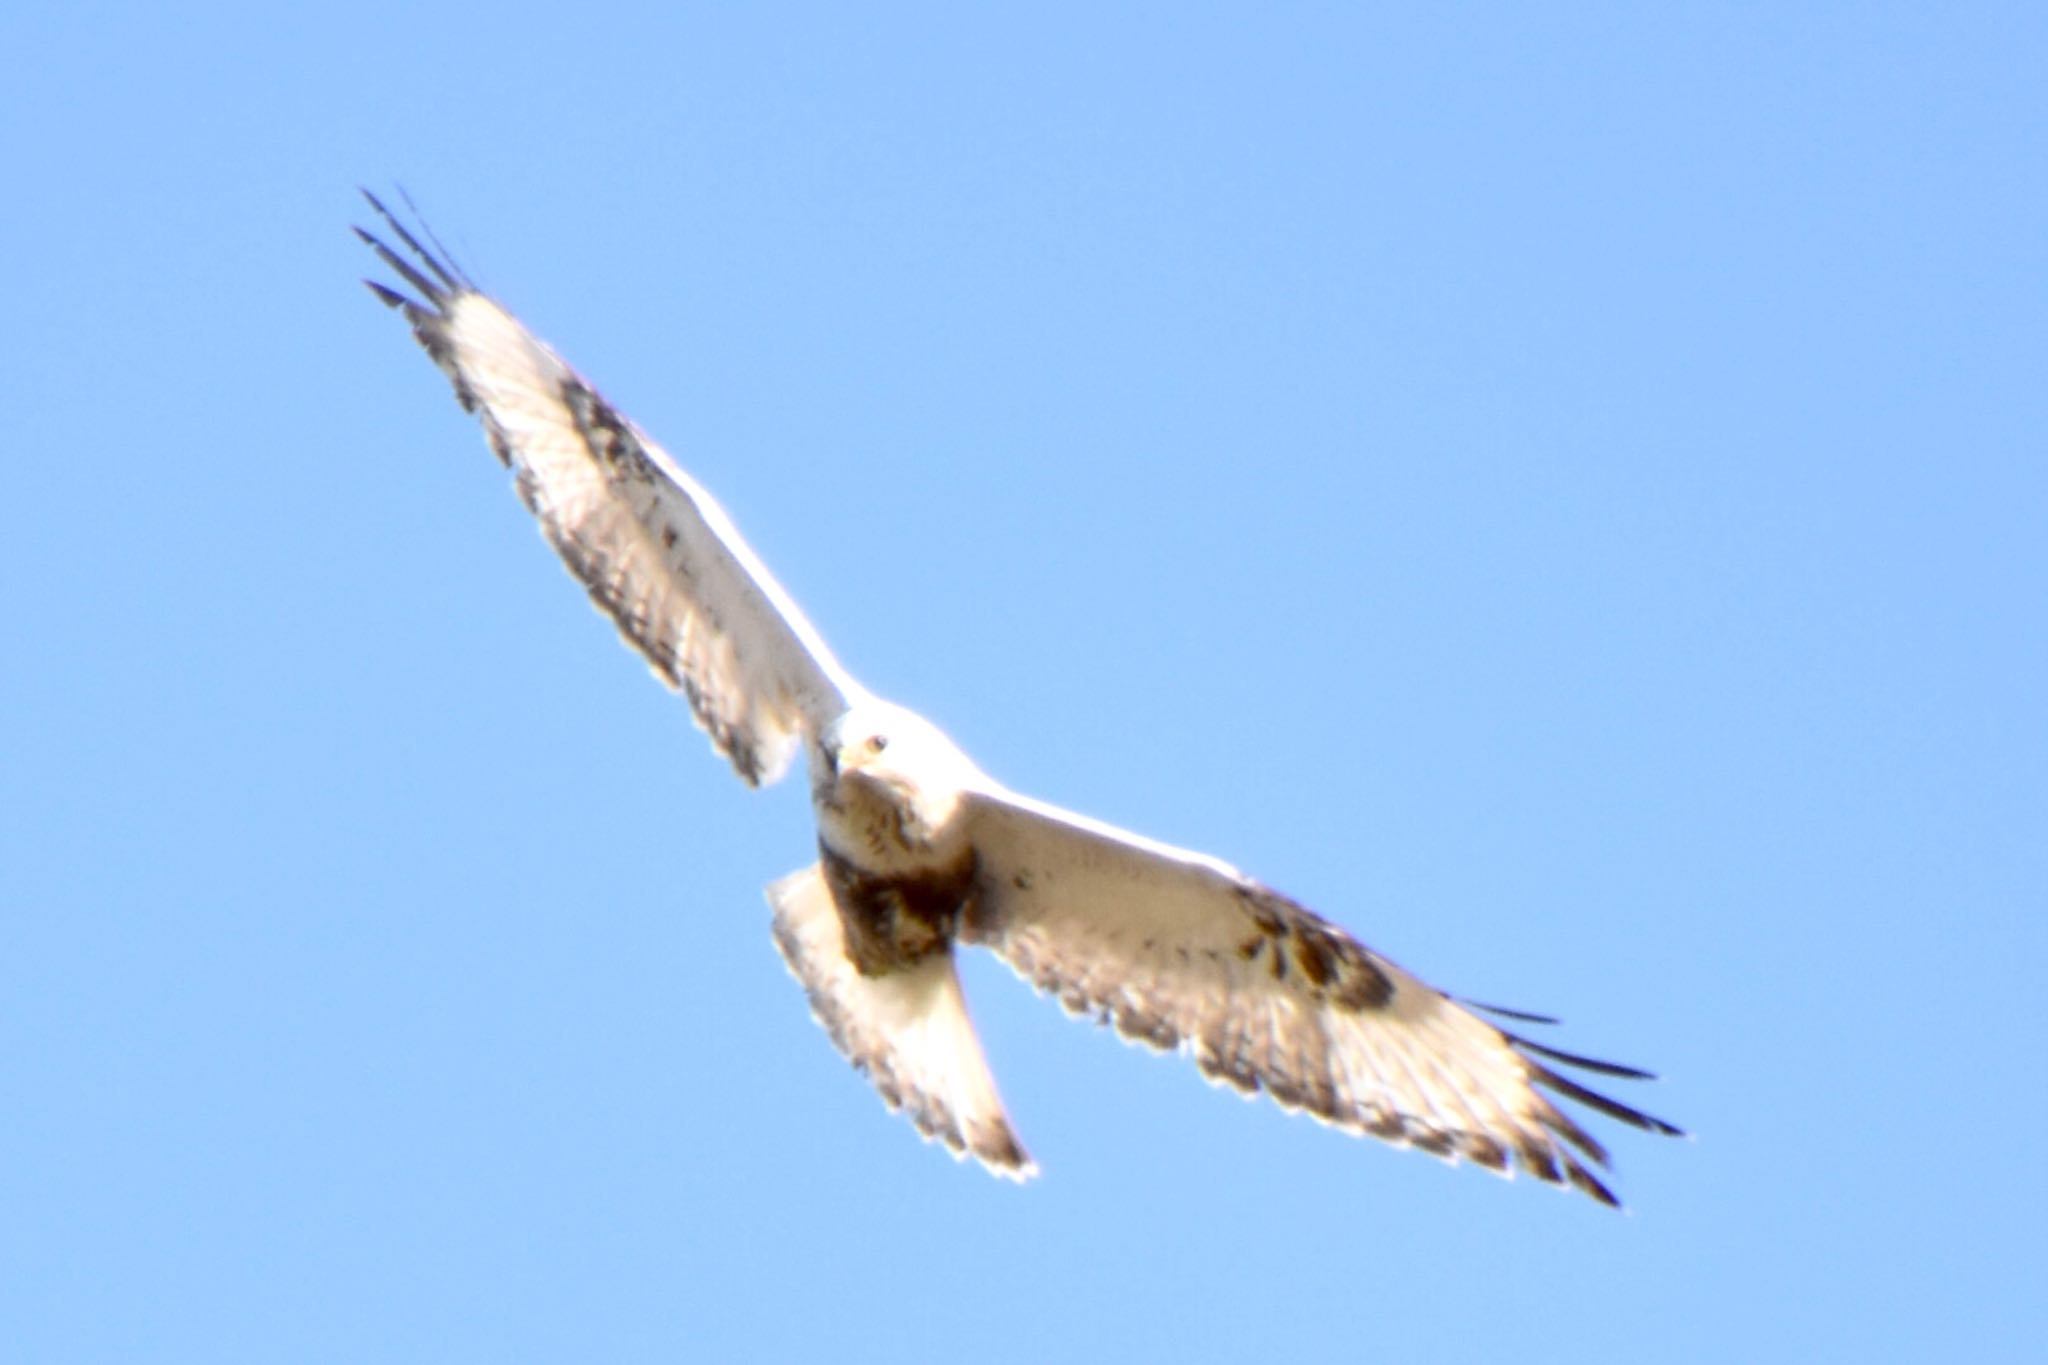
[767,864,1034,1179]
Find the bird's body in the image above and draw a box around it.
[358,192,1681,1205]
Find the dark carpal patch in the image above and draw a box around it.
[821,842,978,976]
[1234,885,1395,1012]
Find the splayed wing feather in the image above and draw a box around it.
[960,789,1678,1205]
[768,865,1034,1178]
[1463,999,1562,1026]
[1504,1033,1662,1081]
[358,194,857,785]
[360,193,1679,1207]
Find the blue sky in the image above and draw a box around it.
[4,3,2043,1360]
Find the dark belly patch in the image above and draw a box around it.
[820,842,979,977]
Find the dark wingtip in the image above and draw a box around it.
[1531,1061,1686,1139]
[363,279,412,310]
[355,186,469,302]
[1564,1156,1623,1209]
[1471,996,1686,1204]
[1477,996,1686,1140]
[1463,998,1562,1026]
[1505,1031,1661,1081]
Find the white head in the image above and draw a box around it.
[814,700,986,858]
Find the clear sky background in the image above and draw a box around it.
[3,4,2043,1361]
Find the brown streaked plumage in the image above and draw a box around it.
[359,191,1683,1207]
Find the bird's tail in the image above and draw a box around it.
[767,864,1034,1179]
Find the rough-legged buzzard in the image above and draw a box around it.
[358,193,1682,1206]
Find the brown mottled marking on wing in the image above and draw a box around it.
[960,788,1683,1207]
[358,190,860,788]
[1234,885,1395,1012]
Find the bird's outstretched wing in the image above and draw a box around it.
[768,864,1034,1178]
[960,791,1682,1206]
[356,192,860,785]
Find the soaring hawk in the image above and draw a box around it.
[358,193,1681,1206]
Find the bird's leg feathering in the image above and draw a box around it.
[818,841,976,978]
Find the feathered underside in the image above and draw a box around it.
[959,790,1682,1207]
[359,190,1681,1208]
[356,191,858,786]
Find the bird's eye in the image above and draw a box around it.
[866,734,889,755]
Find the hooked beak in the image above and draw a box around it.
[824,735,861,780]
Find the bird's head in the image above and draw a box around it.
[815,700,987,849]
[822,700,976,784]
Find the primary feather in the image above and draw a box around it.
[360,192,1682,1206]
[359,193,856,784]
